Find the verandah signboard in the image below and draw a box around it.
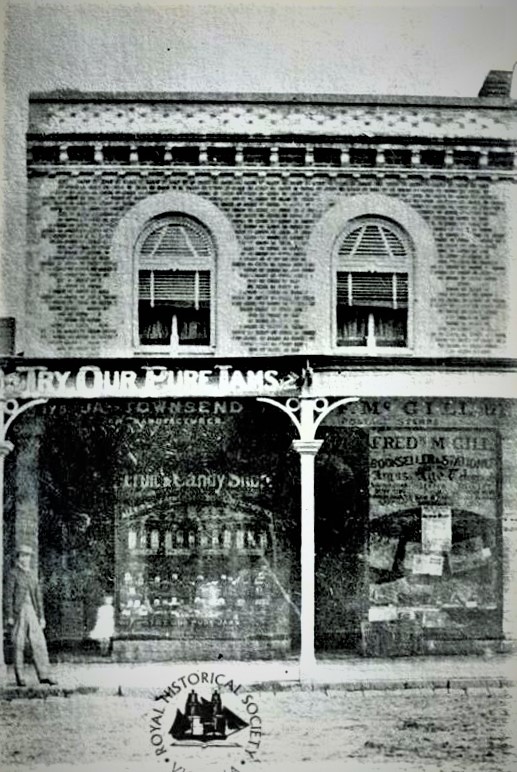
[1,364,294,398]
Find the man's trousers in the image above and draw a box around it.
[13,600,50,682]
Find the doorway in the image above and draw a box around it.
[315,427,369,655]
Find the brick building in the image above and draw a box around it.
[1,70,517,674]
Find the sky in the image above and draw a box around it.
[1,0,517,319]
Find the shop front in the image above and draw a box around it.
[1,360,514,668]
[36,397,299,660]
[318,397,505,657]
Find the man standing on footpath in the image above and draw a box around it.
[6,544,57,686]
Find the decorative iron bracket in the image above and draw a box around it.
[0,397,49,443]
[257,396,359,442]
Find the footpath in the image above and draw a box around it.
[1,656,516,772]
[1,652,515,697]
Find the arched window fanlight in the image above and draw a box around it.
[335,217,411,349]
[137,216,215,348]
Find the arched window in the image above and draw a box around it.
[335,216,411,349]
[137,215,215,348]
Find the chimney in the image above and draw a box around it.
[478,70,513,98]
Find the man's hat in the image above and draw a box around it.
[17,544,34,556]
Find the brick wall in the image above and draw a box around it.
[26,167,511,358]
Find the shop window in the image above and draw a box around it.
[335,218,410,350]
[137,216,214,348]
[116,507,289,645]
[366,506,499,653]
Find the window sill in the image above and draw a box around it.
[334,346,413,357]
[133,345,216,357]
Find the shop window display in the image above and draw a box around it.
[36,398,297,658]
[363,426,501,654]
[367,507,499,650]
[116,506,288,640]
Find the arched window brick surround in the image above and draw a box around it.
[137,216,215,349]
[335,217,411,350]
[307,194,436,356]
[107,192,240,356]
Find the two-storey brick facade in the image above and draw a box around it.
[1,71,517,674]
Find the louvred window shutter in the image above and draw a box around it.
[336,218,410,348]
[139,219,214,261]
[139,270,210,307]
[137,215,214,348]
[338,272,408,308]
[337,220,408,269]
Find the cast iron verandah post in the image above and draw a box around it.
[0,391,48,683]
[257,393,358,682]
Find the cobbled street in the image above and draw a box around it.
[1,685,516,772]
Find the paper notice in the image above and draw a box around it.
[368,606,398,622]
[421,506,452,553]
[450,542,491,574]
[411,552,444,576]
[403,542,421,572]
[368,533,399,571]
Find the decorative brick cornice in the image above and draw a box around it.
[27,139,517,179]
[27,166,517,183]
[28,97,517,141]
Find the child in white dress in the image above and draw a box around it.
[89,595,115,655]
